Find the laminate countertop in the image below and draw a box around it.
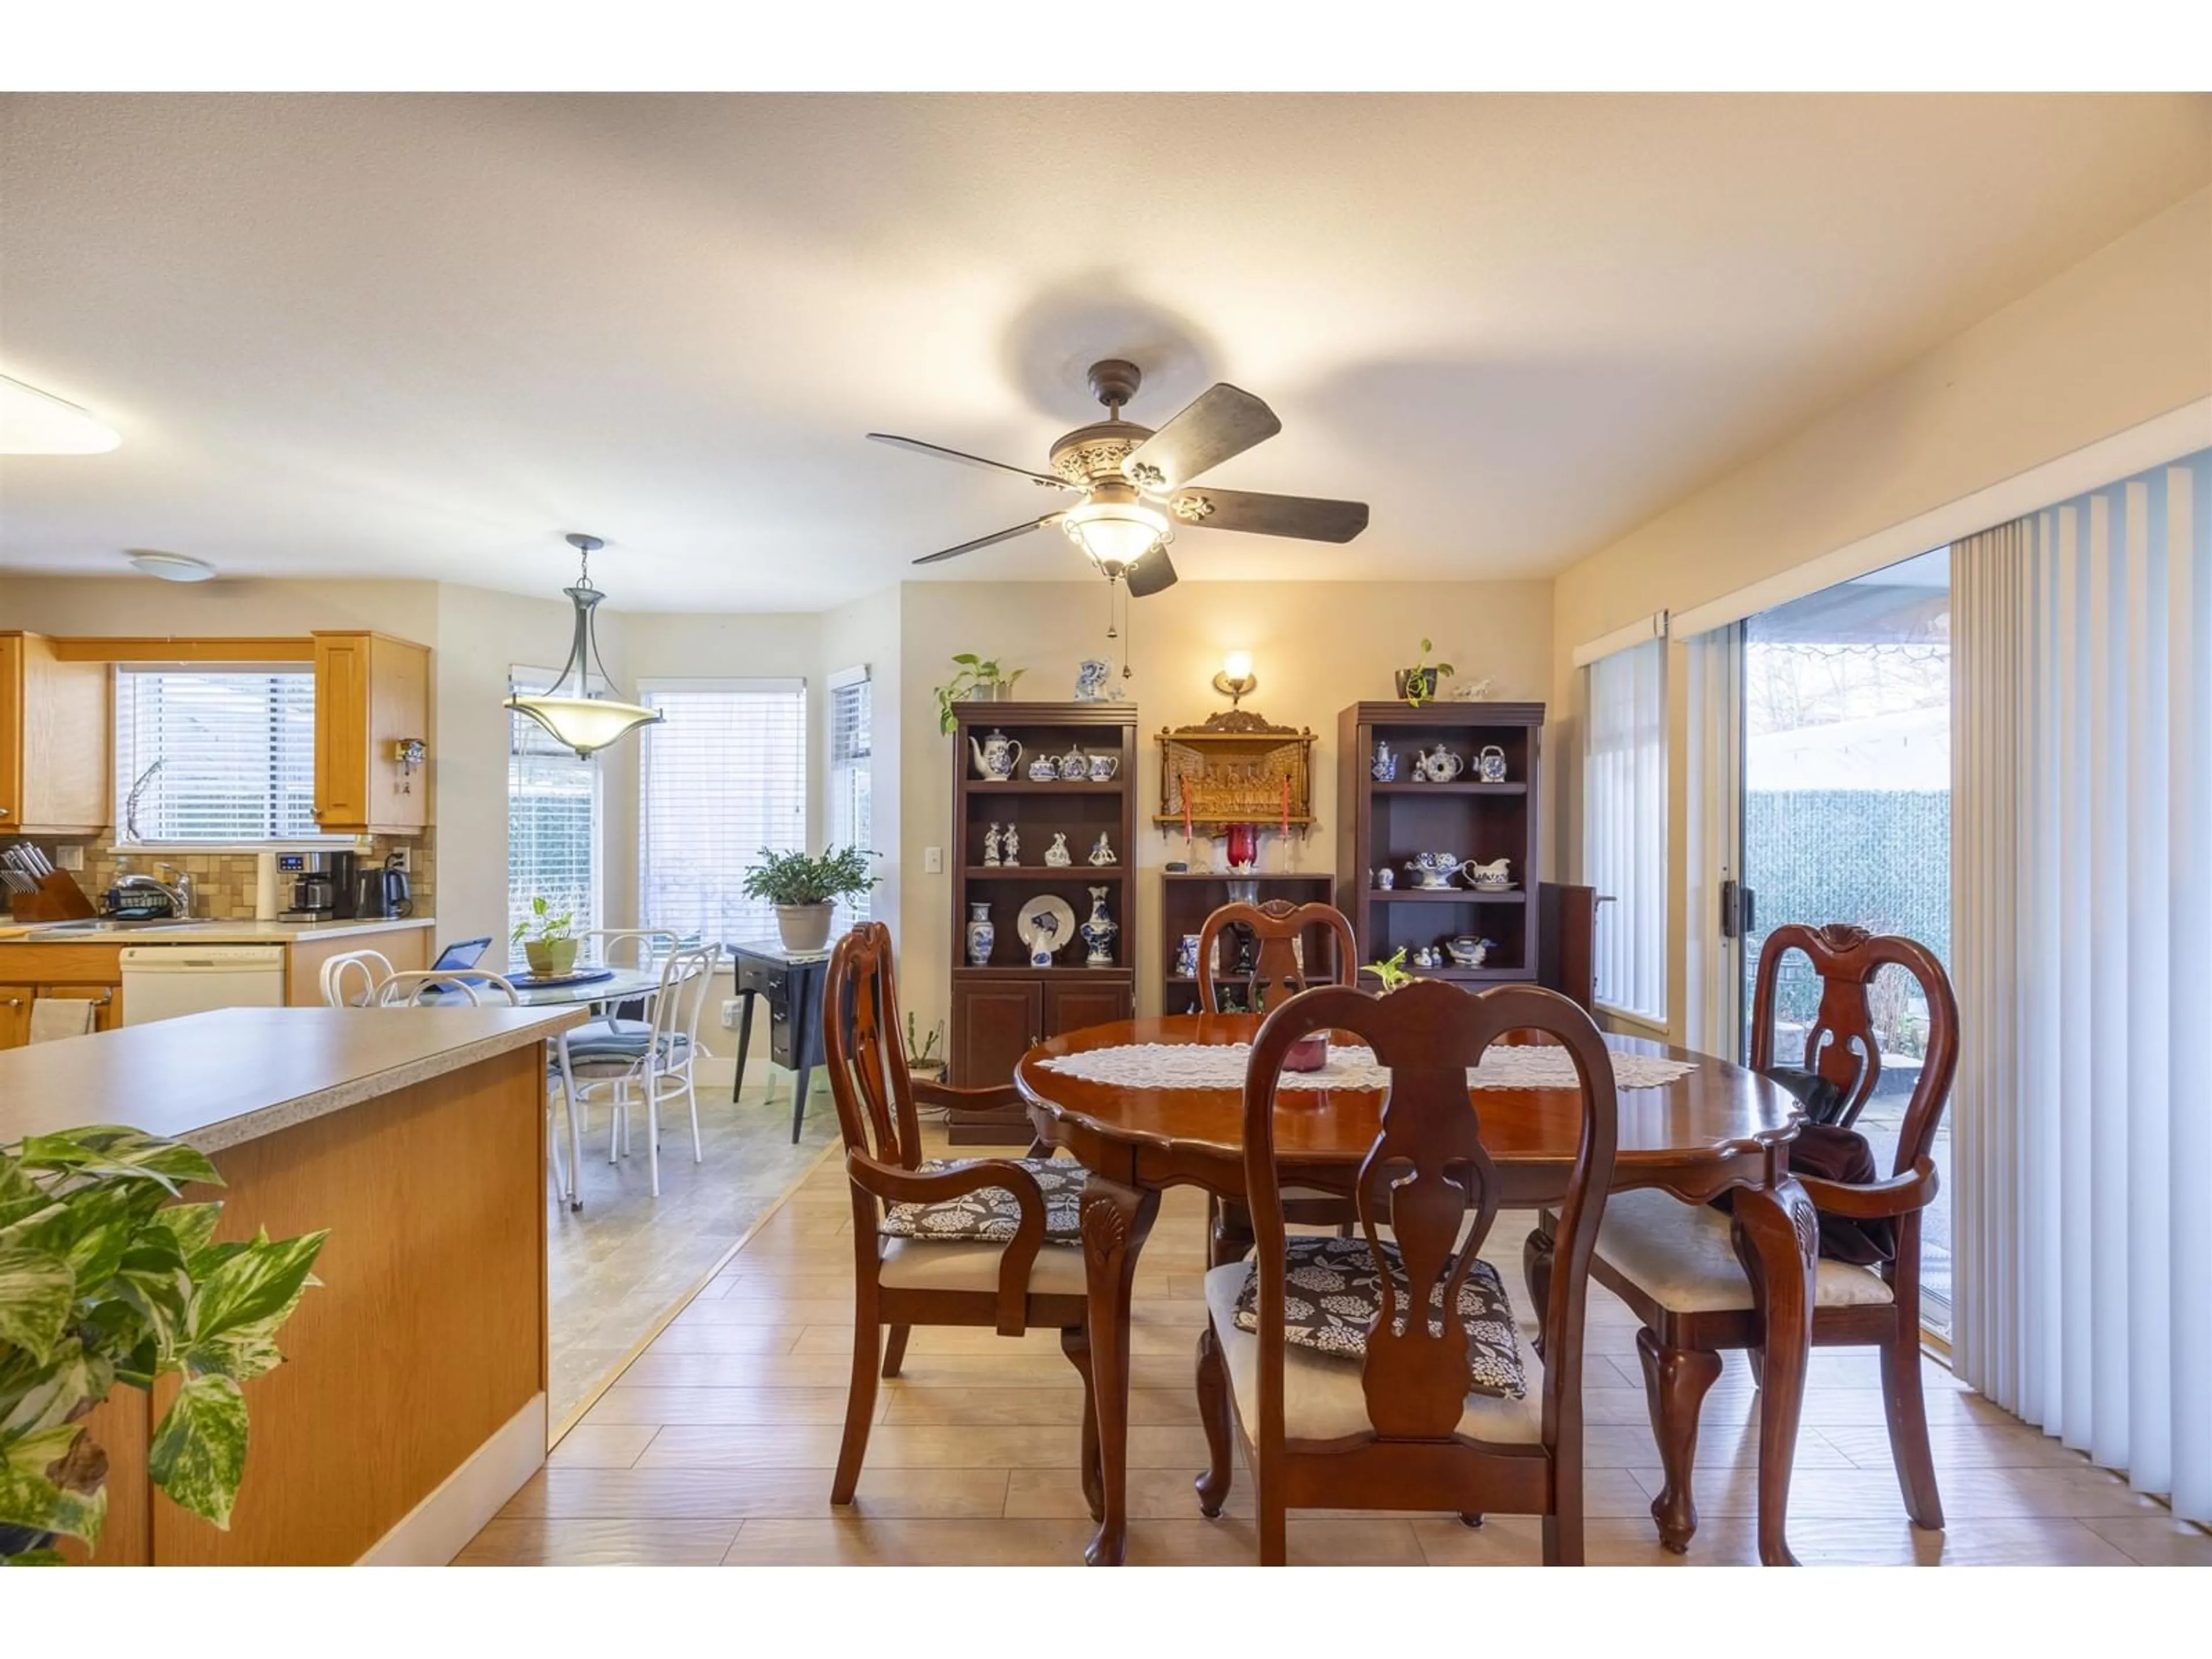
[0,916,437,944]
[0,1004,588,1152]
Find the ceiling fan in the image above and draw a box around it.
[868,359,1369,597]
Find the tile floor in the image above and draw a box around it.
[476,1124,2211,1566]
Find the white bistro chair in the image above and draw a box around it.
[320,949,395,1007]
[557,940,720,1198]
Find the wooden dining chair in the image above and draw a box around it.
[1200,978,1619,1565]
[824,922,1099,1510]
[1525,923,1959,1554]
[1193,898,1359,1015]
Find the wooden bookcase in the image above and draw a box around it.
[948,701,1137,1094]
[1155,871,1338,1015]
[1335,701,1546,987]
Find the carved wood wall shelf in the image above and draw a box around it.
[1153,709,1317,831]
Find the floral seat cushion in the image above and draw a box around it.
[1232,1234,1527,1399]
[878,1157,1086,1245]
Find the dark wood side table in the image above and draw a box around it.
[725,939,831,1143]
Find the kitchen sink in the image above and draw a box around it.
[26,919,205,935]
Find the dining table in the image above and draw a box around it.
[1014,1013,1818,1566]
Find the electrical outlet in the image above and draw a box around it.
[388,847,412,874]
[721,998,744,1029]
[52,844,84,872]
[924,846,943,874]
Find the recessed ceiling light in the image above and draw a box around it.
[127,551,215,582]
[0,372,122,455]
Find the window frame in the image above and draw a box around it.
[108,662,346,851]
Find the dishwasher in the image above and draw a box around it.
[120,945,289,1025]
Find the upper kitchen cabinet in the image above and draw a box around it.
[311,631,431,834]
[0,632,111,835]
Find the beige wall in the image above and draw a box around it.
[895,577,1554,1036]
[1548,183,2212,1040]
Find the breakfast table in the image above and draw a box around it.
[1014,1013,1817,1566]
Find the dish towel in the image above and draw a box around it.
[28,998,99,1043]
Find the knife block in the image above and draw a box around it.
[7,871,99,922]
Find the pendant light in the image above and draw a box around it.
[503,533,662,758]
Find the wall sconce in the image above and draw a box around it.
[1211,650,1257,709]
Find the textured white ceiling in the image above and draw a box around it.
[2,92,2206,609]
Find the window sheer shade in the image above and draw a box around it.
[509,668,601,942]
[1584,638,1668,1022]
[113,667,325,843]
[828,671,873,927]
[639,681,808,945]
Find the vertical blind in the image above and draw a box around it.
[639,680,808,944]
[828,668,873,929]
[113,667,324,843]
[1584,637,1668,1022]
[1952,449,2212,1521]
[508,668,601,941]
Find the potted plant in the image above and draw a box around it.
[0,1125,327,1564]
[742,845,877,953]
[905,1012,946,1081]
[511,895,578,977]
[1359,945,1415,993]
[1395,639,1456,706]
[933,654,1025,734]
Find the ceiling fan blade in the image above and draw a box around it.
[869,432,1074,491]
[1164,486,1368,543]
[1124,548,1178,598]
[911,516,1056,566]
[1120,384,1281,491]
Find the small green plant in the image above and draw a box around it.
[905,1012,945,1070]
[740,845,877,909]
[1361,946,1414,993]
[1397,638,1456,707]
[934,654,1025,734]
[0,1126,328,1563]
[510,893,575,948]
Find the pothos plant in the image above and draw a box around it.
[933,654,1024,735]
[1397,638,1456,706]
[0,1125,327,1565]
[510,893,576,948]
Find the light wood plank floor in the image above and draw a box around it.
[469,1126,2211,1566]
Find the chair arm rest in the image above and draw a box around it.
[1799,1158,1940,1219]
[846,1150,1045,1336]
[912,1078,1026,1114]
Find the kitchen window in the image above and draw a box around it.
[508,667,602,941]
[112,666,329,844]
[828,666,873,928]
[638,679,808,945]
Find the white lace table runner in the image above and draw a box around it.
[1037,1041,1695,1093]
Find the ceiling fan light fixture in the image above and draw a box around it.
[503,533,664,759]
[1060,488,1169,578]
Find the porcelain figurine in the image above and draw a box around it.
[1081,887,1117,967]
[1058,744,1090,780]
[1370,739,1397,782]
[1086,752,1119,782]
[1373,865,1395,890]
[982,822,1002,866]
[1406,851,1461,891]
[1415,745,1464,783]
[1074,657,1112,702]
[969,728,1023,781]
[1446,935,1496,968]
[965,902,994,967]
[1028,752,1060,782]
[1411,944,1441,969]
[1449,675,1497,702]
[1087,831,1117,866]
[1476,744,1508,783]
[1003,823,1020,863]
[1028,911,1060,968]
[1461,856,1512,889]
[1044,832,1072,868]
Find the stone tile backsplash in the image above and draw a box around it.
[9,832,436,921]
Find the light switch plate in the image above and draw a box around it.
[923,846,943,874]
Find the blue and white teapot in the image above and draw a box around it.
[968,728,1023,781]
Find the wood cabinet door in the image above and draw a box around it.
[312,632,371,831]
[950,979,1042,1088]
[0,633,22,828]
[0,985,33,1050]
[365,635,430,833]
[1043,980,1130,1039]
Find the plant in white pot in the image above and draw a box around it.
[743,846,877,953]
[511,895,578,977]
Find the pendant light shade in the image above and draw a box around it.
[503,533,662,758]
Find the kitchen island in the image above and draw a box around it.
[0,1003,586,1565]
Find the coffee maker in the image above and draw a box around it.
[279,850,358,920]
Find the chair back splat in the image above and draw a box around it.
[1196,899,1358,1014]
[825,922,926,1173]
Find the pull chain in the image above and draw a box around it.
[1122,582,1134,680]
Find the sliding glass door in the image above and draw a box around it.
[1734,547,1955,1335]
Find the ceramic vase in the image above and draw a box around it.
[1081,887,1117,967]
[965,901,994,967]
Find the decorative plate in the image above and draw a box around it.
[1016,894,1077,959]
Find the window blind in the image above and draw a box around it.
[828,668,873,929]
[509,668,601,942]
[113,666,325,843]
[1584,638,1668,1022]
[639,679,808,945]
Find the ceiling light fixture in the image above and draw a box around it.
[1059,480,1169,579]
[503,533,663,759]
[127,551,215,583]
[0,373,122,455]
